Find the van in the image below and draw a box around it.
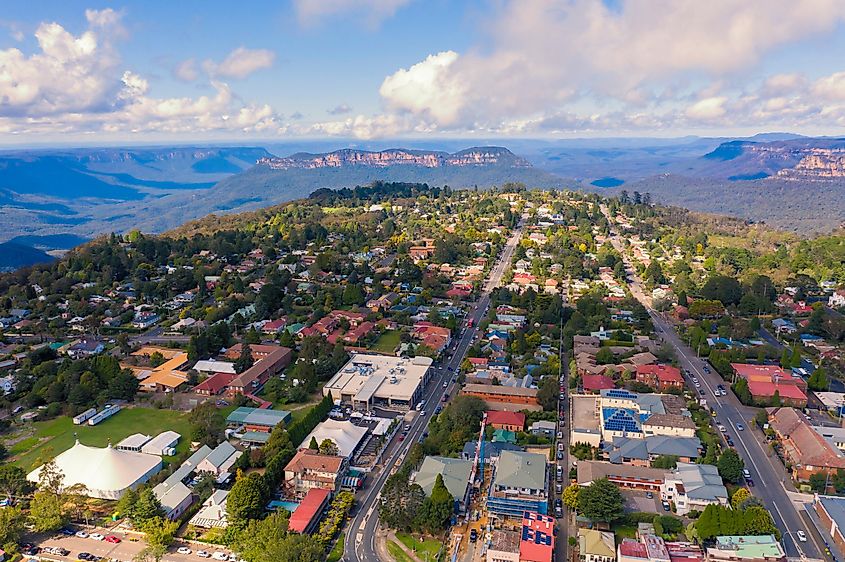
[555,465,563,482]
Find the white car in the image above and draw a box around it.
[177,547,192,555]
[736,423,744,431]
[196,551,210,558]
[75,531,89,538]
[89,533,104,541]
[212,552,229,561]
[796,530,807,542]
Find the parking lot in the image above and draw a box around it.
[621,489,663,513]
[29,527,236,562]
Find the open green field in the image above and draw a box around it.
[10,407,194,472]
[371,330,401,354]
[387,541,415,562]
[396,532,443,561]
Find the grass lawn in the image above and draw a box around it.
[371,330,402,354]
[327,533,345,562]
[612,524,638,541]
[395,532,443,561]
[387,541,415,562]
[11,407,195,472]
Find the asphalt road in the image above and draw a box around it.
[342,222,525,562]
[603,215,824,559]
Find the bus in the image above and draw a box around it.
[466,318,474,328]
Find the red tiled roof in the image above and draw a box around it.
[193,372,236,394]
[747,380,807,401]
[519,511,555,562]
[486,410,526,428]
[582,374,616,392]
[288,488,331,534]
[619,540,648,558]
[284,448,344,474]
[636,364,683,383]
[731,363,791,380]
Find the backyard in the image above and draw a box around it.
[371,330,402,354]
[7,406,195,472]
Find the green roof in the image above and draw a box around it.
[492,429,517,443]
[713,535,784,559]
[494,450,547,491]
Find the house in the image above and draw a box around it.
[705,536,785,562]
[367,292,400,311]
[66,339,104,359]
[635,365,684,391]
[196,442,242,477]
[530,420,557,437]
[283,448,347,498]
[829,290,845,309]
[618,534,702,562]
[262,318,287,334]
[583,374,616,393]
[189,489,229,529]
[487,451,548,518]
[486,410,526,432]
[768,407,845,481]
[412,456,473,513]
[193,373,236,396]
[732,364,808,407]
[605,436,702,466]
[661,463,728,515]
[0,374,15,395]
[579,529,616,562]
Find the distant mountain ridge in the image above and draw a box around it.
[701,138,845,181]
[258,146,530,170]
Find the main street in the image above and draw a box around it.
[602,211,824,559]
[342,221,525,562]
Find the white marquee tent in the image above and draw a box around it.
[299,419,368,459]
[27,440,163,500]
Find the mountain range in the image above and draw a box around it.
[0,137,844,270]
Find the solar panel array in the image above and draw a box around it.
[521,526,553,546]
[603,408,642,433]
[605,389,638,399]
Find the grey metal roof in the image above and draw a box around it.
[671,462,727,501]
[414,456,473,500]
[494,450,547,491]
[204,442,237,469]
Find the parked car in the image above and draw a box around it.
[646,491,653,499]
[75,531,89,539]
[104,535,121,543]
[196,551,210,558]
[797,530,807,542]
[89,533,104,541]
[212,552,229,561]
[662,501,671,512]
[177,547,192,555]
[470,529,478,542]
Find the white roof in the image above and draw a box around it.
[28,441,162,499]
[300,419,368,459]
[141,431,180,454]
[116,433,152,449]
[324,353,431,403]
[193,360,236,374]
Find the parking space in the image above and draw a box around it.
[621,489,662,513]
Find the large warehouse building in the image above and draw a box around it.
[27,440,163,499]
[323,353,432,411]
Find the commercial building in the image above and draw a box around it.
[323,353,433,411]
[226,407,291,433]
[300,419,369,460]
[223,344,293,396]
[732,363,807,407]
[412,456,473,513]
[577,461,668,491]
[705,536,785,562]
[487,451,548,518]
[605,436,701,466]
[579,529,616,562]
[618,534,702,562]
[288,488,331,534]
[486,529,521,562]
[284,448,347,499]
[461,384,541,412]
[571,395,602,447]
[141,431,180,456]
[661,463,728,515]
[599,389,695,441]
[814,495,845,556]
[27,440,162,500]
[189,489,229,529]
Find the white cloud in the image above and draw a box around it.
[173,58,199,82]
[294,0,411,27]
[379,51,465,125]
[686,97,728,121]
[0,11,282,137]
[204,47,275,80]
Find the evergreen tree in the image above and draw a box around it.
[234,343,255,374]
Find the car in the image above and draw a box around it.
[76,531,89,538]
[435,405,442,414]
[557,450,563,460]
[743,468,752,479]
[470,529,478,542]
[695,381,701,388]
[557,431,563,440]
[20,544,39,556]
[797,530,807,542]
[196,551,210,558]
[699,389,705,396]
[397,434,404,441]
[61,527,76,536]
[212,552,229,561]
[443,381,448,388]
[662,501,671,512]
[420,410,426,416]
[556,483,563,494]
[646,491,653,499]
[105,535,121,543]
[746,478,754,487]
[78,553,94,561]
[718,424,727,433]
[53,548,71,556]
[89,533,104,541]
[555,505,563,517]
[177,547,192,555]
[736,423,744,431]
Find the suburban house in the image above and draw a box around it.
[412,456,473,513]
[605,436,702,466]
[579,529,616,562]
[732,363,808,407]
[196,442,242,477]
[283,448,347,499]
[635,364,684,391]
[661,463,728,515]
[769,407,845,481]
[486,410,526,432]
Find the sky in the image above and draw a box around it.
[3,0,845,144]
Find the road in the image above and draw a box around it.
[602,210,824,559]
[342,222,525,562]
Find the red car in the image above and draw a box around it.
[105,535,122,544]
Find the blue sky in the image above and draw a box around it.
[2,0,845,144]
